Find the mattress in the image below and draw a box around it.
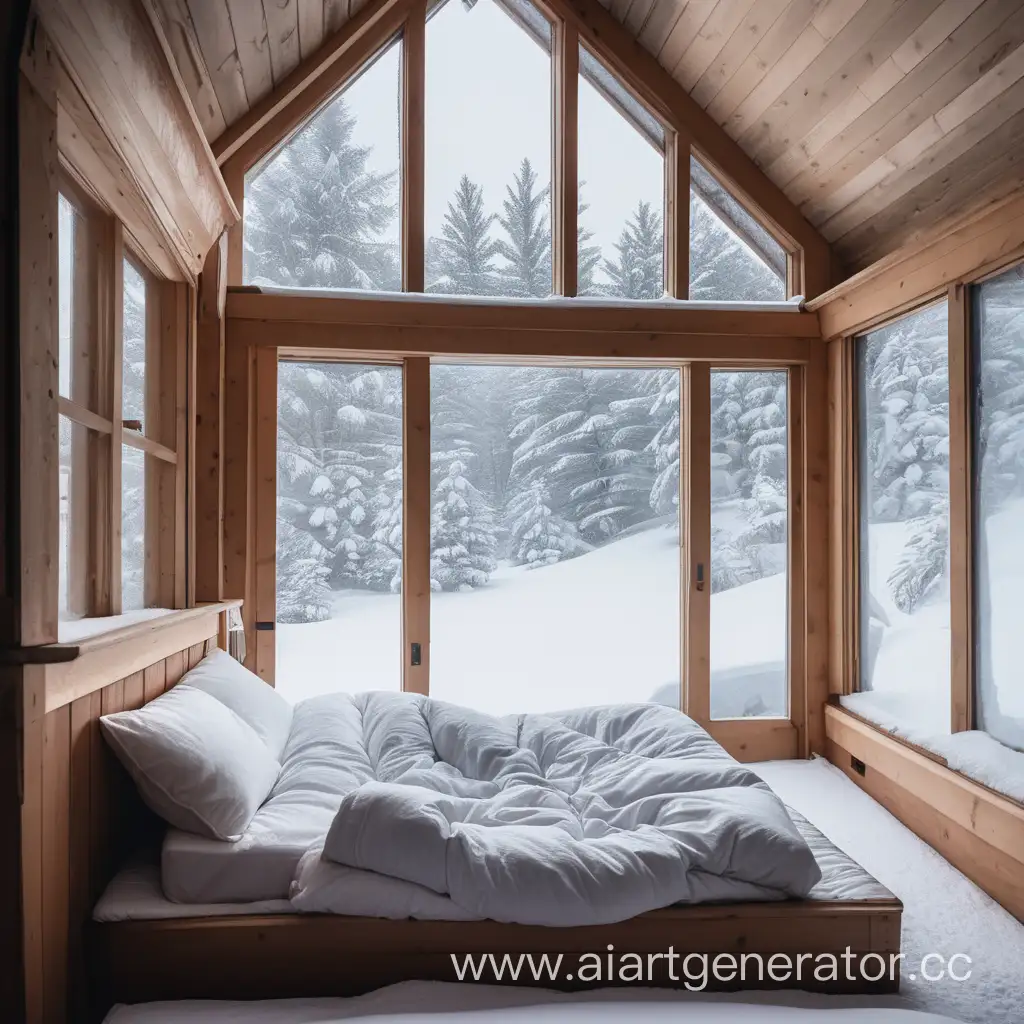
[96,804,893,921]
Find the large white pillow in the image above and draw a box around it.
[100,684,281,841]
[182,648,293,761]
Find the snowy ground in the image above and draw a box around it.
[753,758,1024,1024]
[276,525,787,718]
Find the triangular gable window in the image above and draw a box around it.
[243,38,402,292]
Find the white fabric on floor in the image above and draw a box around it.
[102,979,960,1023]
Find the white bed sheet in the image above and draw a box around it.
[95,806,892,922]
[101,981,958,1024]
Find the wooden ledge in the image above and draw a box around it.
[40,601,241,713]
[824,705,1024,864]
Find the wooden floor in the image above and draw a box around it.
[91,897,903,1013]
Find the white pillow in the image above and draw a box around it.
[100,685,281,841]
[182,648,293,761]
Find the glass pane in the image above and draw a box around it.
[276,362,404,699]
[244,39,402,291]
[58,195,75,399]
[122,260,147,430]
[429,364,681,714]
[122,444,146,612]
[854,302,950,737]
[690,156,786,302]
[975,264,1024,751]
[425,0,552,298]
[710,371,789,718]
[578,45,664,298]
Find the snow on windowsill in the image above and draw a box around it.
[241,283,805,313]
[58,607,176,645]
[840,692,1024,805]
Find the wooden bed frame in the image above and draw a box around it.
[91,899,903,1007]
[26,613,903,1023]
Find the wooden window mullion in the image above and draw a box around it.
[401,1,426,293]
[253,346,278,683]
[682,362,710,723]
[948,282,973,733]
[552,21,578,297]
[402,356,431,695]
[109,222,125,615]
[665,131,690,300]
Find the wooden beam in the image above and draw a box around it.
[810,186,1024,339]
[948,282,973,733]
[18,31,60,648]
[401,1,425,293]
[194,235,227,603]
[230,319,813,365]
[552,19,578,297]
[36,0,237,280]
[225,290,821,337]
[543,0,832,298]
[252,348,278,683]
[214,0,418,171]
[402,358,430,695]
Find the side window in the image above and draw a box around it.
[121,258,148,611]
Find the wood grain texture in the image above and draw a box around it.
[23,638,218,1024]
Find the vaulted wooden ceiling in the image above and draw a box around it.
[154,0,1024,275]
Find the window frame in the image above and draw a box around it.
[54,169,188,631]
[249,323,813,761]
[225,0,803,302]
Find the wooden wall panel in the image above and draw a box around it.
[23,635,219,1024]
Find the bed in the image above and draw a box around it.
[88,652,904,1008]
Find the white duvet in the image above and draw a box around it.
[290,693,820,926]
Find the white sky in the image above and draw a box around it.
[335,0,664,283]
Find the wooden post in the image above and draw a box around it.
[552,21,578,297]
[948,282,973,733]
[683,363,710,722]
[402,357,430,695]
[253,347,278,682]
[402,0,425,293]
[223,338,252,625]
[194,235,227,603]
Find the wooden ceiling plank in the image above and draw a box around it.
[704,0,824,124]
[186,0,249,125]
[226,0,274,104]
[657,0,716,73]
[214,0,415,168]
[609,0,634,28]
[738,0,937,170]
[935,38,1024,133]
[671,0,758,91]
[782,0,1024,205]
[688,0,790,111]
[845,109,1024,269]
[823,72,1024,242]
[152,0,228,141]
[297,0,326,59]
[809,0,870,43]
[263,0,302,85]
[891,0,987,75]
[637,0,689,56]
[624,0,659,41]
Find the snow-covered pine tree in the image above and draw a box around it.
[428,175,500,296]
[276,520,333,623]
[121,262,147,608]
[604,201,663,300]
[363,479,403,592]
[645,369,681,517]
[507,481,589,568]
[577,185,603,296]
[244,97,399,291]
[496,158,551,298]
[430,460,499,590]
[688,195,782,301]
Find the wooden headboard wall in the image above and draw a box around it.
[22,604,237,1024]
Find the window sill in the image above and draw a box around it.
[824,705,1024,857]
[31,601,241,714]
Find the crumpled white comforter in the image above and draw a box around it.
[290,693,820,926]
